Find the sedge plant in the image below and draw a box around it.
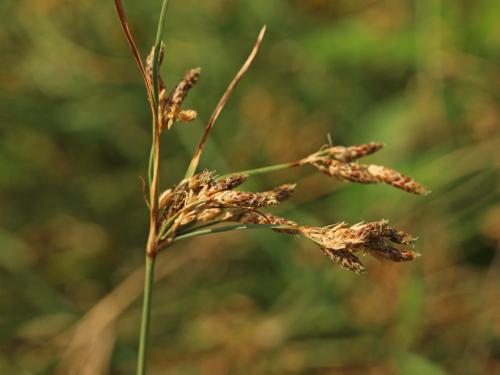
[113,1,428,374]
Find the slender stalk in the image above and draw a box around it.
[139,1,169,374]
[113,0,154,113]
[217,147,339,180]
[172,223,287,242]
[176,220,224,235]
[137,256,156,375]
[148,0,169,189]
[218,161,299,179]
[184,26,266,179]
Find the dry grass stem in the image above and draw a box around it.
[186,26,267,177]
[113,0,154,114]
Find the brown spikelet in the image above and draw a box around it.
[297,220,419,272]
[229,211,299,234]
[311,159,428,195]
[211,185,292,208]
[179,211,197,225]
[177,109,197,123]
[314,160,375,184]
[196,208,223,223]
[160,68,201,130]
[351,220,416,245]
[367,243,419,262]
[211,184,295,208]
[300,223,365,251]
[321,248,366,274]
[301,141,428,195]
[187,170,215,192]
[207,174,248,195]
[159,188,174,209]
[273,183,296,201]
[145,43,166,91]
[326,142,384,162]
[367,165,428,195]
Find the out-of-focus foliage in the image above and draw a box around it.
[0,0,498,374]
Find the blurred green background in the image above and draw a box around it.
[1,0,499,374]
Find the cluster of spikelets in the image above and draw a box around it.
[145,44,200,131]
[154,142,427,273]
[131,19,429,274]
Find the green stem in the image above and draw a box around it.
[137,256,156,375]
[139,2,169,374]
[148,0,169,188]
[176,220,224,235]
[218,161,299,179]
[172,223,287,242]
[147,142,155,188]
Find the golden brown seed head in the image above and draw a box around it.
[196,208,223,223]
[273,183,296,201]
[208,174,248,195]
[311,159,428,195]
[297,221,419,272]
[160,67,201,130]
[210,183,295,209]
[188,170,215,192]
[145,43,166,87]
[177,109,197,122]
[212,190,277,208]
[227,211,300,234]
[321,248,366,274]
[326,142,384,162]
[367,165,428,195]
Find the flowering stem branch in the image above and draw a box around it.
[172,223,288,242]
[219,161,300,179]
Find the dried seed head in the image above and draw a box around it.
[169,68,201,107]
[212,190,277,208]
[321,248,366,274]
[273,183,296,202]
[188,170,215,192]
[311,159,428,195]
[325,142,384,162]
[350,220,416,245]
[145,43,166,91]
[159,188,173,209]
[196,208,223,223]
[300,224,365,251]
[302,142,428,195]
[179,211,197,225]
[314,160,375,184]
[368,245,420,262]
[225,211,300,234]
[160,67,201,130]
[207,174,248,195]
[367,165,428,195]
[211,183,295,208]
[177,109,197,122]
[298,221,419,272]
